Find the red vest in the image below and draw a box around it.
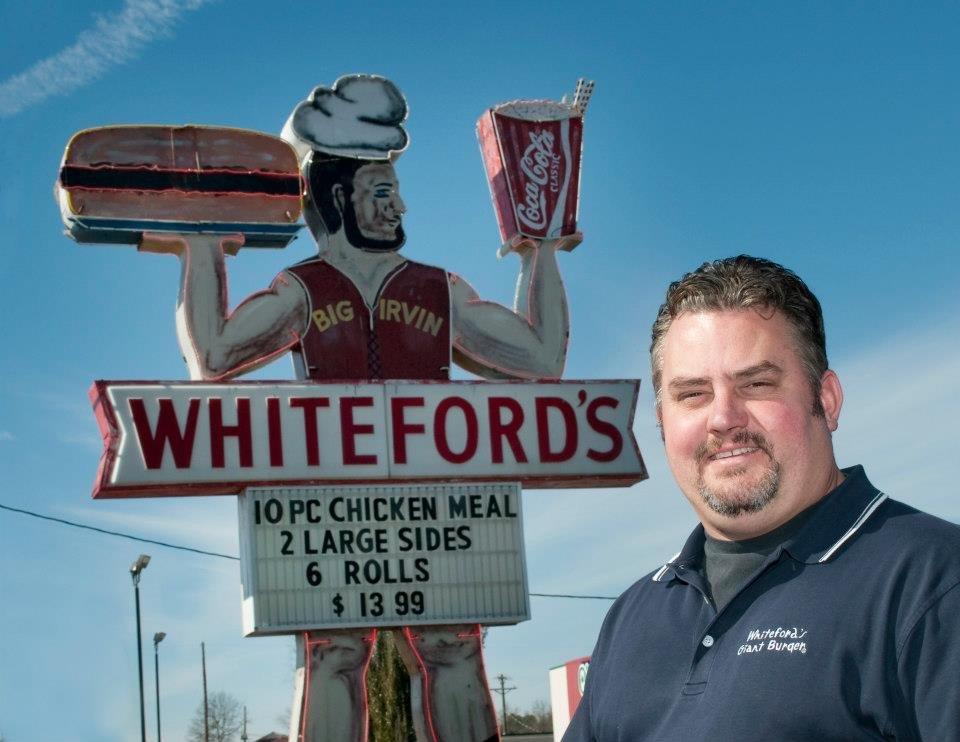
[285,258,451,381]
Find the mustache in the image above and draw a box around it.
[695,430,772,467]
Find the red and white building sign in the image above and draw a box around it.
[90,379,645,498]
[550,656,591,740]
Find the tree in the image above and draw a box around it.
[187,691,244,742]
[505,699,553,734]
[366,632,415,741]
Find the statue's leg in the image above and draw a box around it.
[290,628,377,742]
[397,624,500,742]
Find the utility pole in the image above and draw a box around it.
[241,705,248,742]
[202,642,209,742]
[491,673,516,735]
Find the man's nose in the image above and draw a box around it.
[392,192,407,215]
[708,387,749,435]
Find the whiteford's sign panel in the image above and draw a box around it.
[89,380,645,498]
[238,482,528,634]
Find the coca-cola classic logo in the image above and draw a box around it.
[515,129,562,231]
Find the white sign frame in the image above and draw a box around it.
[238,482,529,634]
[90,379,646,498]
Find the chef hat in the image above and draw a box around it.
[281,74,409,164]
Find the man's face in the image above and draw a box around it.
[342,162,406,251]
[657,309,842,539]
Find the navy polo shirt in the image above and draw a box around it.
[564,466,960,741]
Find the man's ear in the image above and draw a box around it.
[819,369,843,431]
[333,183,346,215]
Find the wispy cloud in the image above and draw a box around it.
[0,0,213,118]
[833,315,960,522]
[0,430,14,442]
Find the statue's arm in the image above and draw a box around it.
[449,234,578,380]
[142,233,308,381]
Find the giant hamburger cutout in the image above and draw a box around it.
[57,125,303,248]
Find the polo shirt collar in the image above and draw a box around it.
[781,465,887,564]
[651,525,705,583]
[653,465,886,582]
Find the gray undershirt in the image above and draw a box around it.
[703,505,818,611]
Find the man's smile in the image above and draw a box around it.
[709,446,761,461]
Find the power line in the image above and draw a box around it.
[530,592,616,600]
[0,502,238,560]
[0,502,618,600]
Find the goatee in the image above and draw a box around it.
[695,430,781,517]
[342,199,405,252]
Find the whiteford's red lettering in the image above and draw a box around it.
[93,380,645,497]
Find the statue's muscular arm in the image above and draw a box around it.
[449,235,578,380]
[142,233,308,381]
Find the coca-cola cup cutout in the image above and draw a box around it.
[478,98,585,255]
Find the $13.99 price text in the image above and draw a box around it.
[328,590,426,618]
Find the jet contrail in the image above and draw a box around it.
[0,0,214,118]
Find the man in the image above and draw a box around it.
[564,256,960,741]
[143,75,577,742]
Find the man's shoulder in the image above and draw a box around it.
[854,497,960,628]
[584,560,696,680]
[866,499,960,650]
[874,497,960,559]
[600,563,676,627]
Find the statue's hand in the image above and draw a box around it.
[554,230,583,252]
[498,231,583,258]
[138,232,244,256]
[138,231,187,255]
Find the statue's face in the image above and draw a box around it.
[344,162,406,250]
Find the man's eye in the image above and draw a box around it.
[677,391,705,402]
[375,190,391,198]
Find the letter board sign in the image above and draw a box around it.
[238,482,528,634]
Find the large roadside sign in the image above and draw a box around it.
[90,379,646,498]
[238,482,528,634]
[58,75,641,742]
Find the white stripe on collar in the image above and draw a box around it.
[652,551,682,582]
[818,491,888,563]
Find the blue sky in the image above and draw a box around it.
[1,1,959,739]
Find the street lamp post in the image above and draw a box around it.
[154,632,166,742]
[130,554,151,742]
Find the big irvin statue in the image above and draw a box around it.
[58,74,643,741]
[147,73,577,741]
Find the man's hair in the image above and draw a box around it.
[650,255,828,413]
[305,154,366,234]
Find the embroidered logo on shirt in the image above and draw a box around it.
[737,626,808,656]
